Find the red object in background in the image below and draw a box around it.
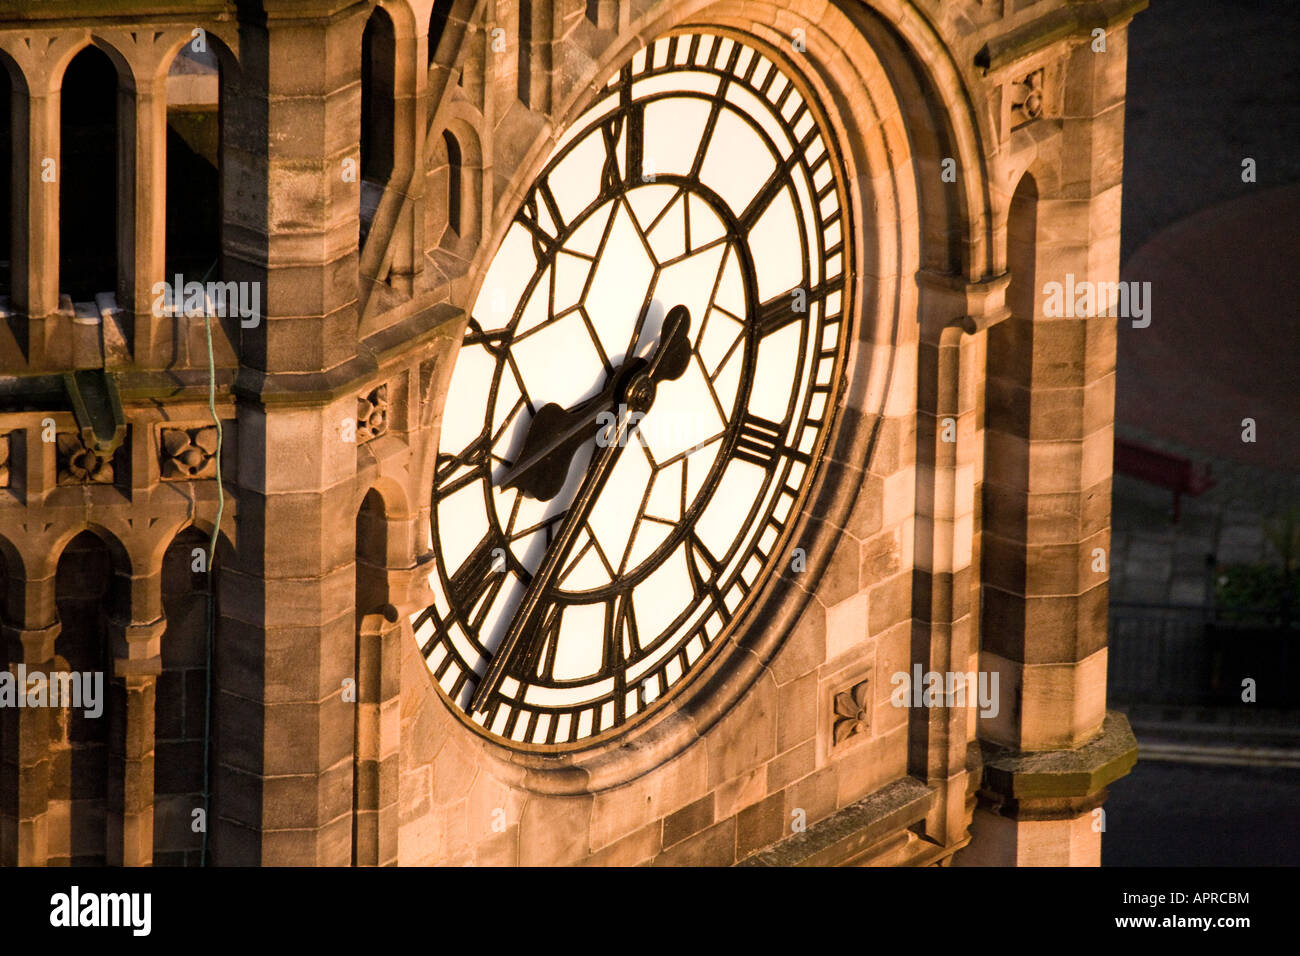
[1114,438,1216,522]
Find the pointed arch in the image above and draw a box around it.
[443,129,462,235]
[153,524,231,865]
[428,0,455,67]
[979,172,1038,732]
[49,529,117,865]
[428,111,482,264]
[58,45,119,302]
[0,52,14,299]
[352,487,400,865]
[0,48,29,320]
[162,36,228,282]
[360,6,397,244]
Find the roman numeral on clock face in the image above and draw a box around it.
[522,603,563,681]
[518,184,565,259]
[432,437,490,500]
[734,413,808,468]
[684,532,724,605]
[448,535,506,628]
[610,592,640,658]
[754,283,836,339]
[599,114,625,195]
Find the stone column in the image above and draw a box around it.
[14,75,62,354]
[0,422,64,865]
[521,0,553,114]
[353,607,400,866]
[1,619,59,866]
[913,271,1011,850]
[961,15,1142,866]
[212,1,370,866]
[120,73,169,365]
[107,618,164,867]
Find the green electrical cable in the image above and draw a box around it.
[200,265,223,867]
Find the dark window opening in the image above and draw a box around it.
[59,46,118,302]
[165,44,221,283]
[1,65,12,297]
[444,130,462,235]
[360,9,395,244]
[517,0,532,105]
[52,531,114,866]
[428,0,454,67]
[353,490,388,866]
[154,526,217,866]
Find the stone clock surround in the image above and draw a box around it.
[417,32,858,755]
[0,0,1141,866]
[415,22,878,785]
[399,1,951,861]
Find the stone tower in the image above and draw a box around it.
[0,0,1139,866]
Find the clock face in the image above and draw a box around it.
[413,30,848,749]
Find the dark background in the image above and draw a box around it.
[1104,0,1300,867]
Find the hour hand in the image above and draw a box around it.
[646,304,692,383]
[499,396,608,501]
[498,305,693,501]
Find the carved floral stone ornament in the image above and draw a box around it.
[160,426,220,480]
[832,680,872,745]
[56,432,114,485]
[357,384,389,444]
[1010,68,1045,128]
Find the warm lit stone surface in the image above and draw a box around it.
[0,0,1141,866]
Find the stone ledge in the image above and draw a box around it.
[981,710,1138,802]
[233,352,380,409]
[0,3,231,26]
[364,302,461,367]
[915,268,1013,336]
[230,304,458,407]
[975,0,1150,74]
[116,368,238,404]
[737,777,935,867]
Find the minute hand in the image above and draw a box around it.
[469,306,692,715]
[469,405,629,715]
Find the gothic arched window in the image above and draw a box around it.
[59,46,118,302]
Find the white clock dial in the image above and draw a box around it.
[414,30,848,748]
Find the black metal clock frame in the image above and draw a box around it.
[414,29,849,750]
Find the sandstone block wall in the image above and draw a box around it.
[0,0,1141,866]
